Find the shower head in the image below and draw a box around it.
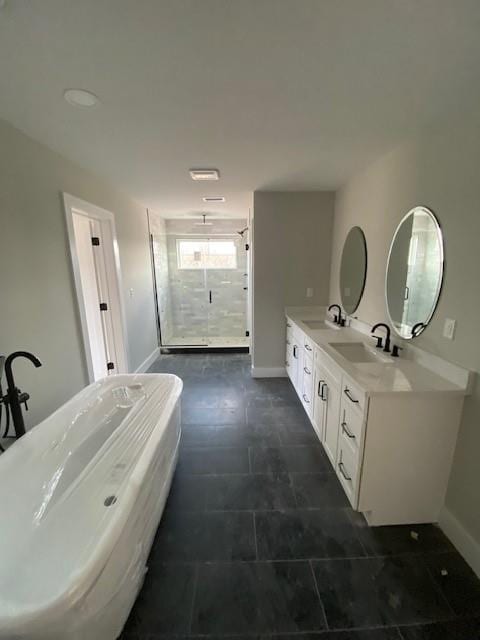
[194,214,213,226]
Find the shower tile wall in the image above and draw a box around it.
[165,218,248,340]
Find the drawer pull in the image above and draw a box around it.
[304,366,311,375]
[293,346,298,359]
[321,382,328,401]
[305,344,312,352]
[339,461,352,481]
[302,394,310,404]
[317,379,325,397]
[341,422,355,439]
[344,388,359,404]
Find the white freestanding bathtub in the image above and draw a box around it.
[0,373,182,640]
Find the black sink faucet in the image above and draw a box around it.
[4,351,42,438]
[371,323,391,353]
[328,304,343,325]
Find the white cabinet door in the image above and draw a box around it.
[301,355,314,417]
[293,341,304,395]
[321,367,342,466]
[285,337,294,382]
[312,366,325,441]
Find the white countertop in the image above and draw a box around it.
[285,307,468,396]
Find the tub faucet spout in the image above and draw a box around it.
[4,351,42,438]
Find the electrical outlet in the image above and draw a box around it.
[443,318,456,340]
[306,287,313,298]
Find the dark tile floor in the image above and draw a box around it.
[121,353,480,640]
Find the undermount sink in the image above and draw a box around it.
[301,319,340,331]
[328,341,393,363]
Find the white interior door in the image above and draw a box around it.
[72,214,108,380]
[65,193,128,382]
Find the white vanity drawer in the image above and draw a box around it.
[286,319,294,339]
[339,399,364,459]
[301,373,313,417]
[303,348,313,372]
[341,375,367,416]
[337,441,359,507]
[304,334,315,356]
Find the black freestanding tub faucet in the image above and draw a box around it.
[4,351,42,438]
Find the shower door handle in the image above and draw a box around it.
[209,290,212,304]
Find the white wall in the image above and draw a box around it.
[329,113,480,567]
[252,191,334,371]
[0,119,157,429]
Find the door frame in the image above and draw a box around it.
[63,192,129,382]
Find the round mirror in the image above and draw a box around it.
[386,206,444,339]
[340,226,367,314]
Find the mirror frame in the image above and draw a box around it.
[385,205,444,340]
[339,226,368,315]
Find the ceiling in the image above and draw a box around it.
[1,1,480,218]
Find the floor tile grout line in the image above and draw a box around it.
[145,622,415,638]
[253,512,259,561]
[308,559,329,631]
[154,552,453,567]
[187,562,200,635]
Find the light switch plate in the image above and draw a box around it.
[306,287,313,298]
[443,318,456,340]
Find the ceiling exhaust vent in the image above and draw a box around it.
[202,196,225,203]
[189,169,220,181]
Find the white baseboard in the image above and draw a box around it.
[439,506,480,578]
[251,366,287,378]
[134,346,160,374]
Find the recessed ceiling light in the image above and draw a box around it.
[189,169,220,181]
[203,196,225,203]
[63,88,99,108]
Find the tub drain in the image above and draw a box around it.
[104,495,117,507]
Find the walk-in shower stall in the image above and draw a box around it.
[149,215,249,348]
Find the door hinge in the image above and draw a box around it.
[99,302,108,311]
[91,236,100,246]
[107,362,115,371]
[245,330,250,337]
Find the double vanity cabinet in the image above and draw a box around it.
[285,309,469,526]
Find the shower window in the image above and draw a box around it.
[176,239,237,270]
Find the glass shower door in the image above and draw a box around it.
[150,224,249,348]
[205,236,248,345]
[167,239,209,345]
